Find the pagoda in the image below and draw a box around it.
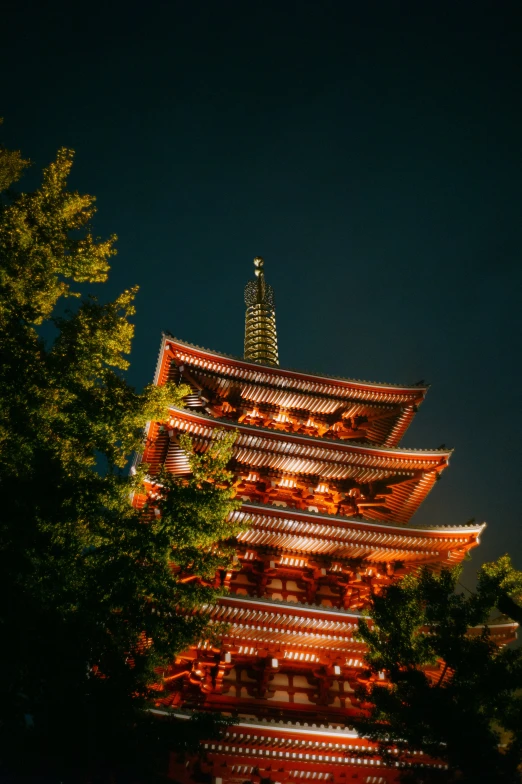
[138,257,516,784]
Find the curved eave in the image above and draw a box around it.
[159,334,429,403]
[166,406,452,464]
[471,618,519,645]
[160,708,361,739]
[204,595,364,653]
[213,592,363,620]
[206,593,363,644]
[235,502,485,538]
[233,503,484,565]
[159,711,443,774]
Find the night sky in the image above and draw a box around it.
[2,1,522,579]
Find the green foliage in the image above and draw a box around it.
[0,146,114,325]
[357,562,522,784]
[478,555,522,625]
[114,710,233,783]
[156,431,242,580]
[0,131,245,781]
[0,120,30,192]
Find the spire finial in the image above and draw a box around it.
[244,256,279,366]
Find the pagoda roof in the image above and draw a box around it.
[159,708,446,778]
[233,503,484,566]
[205,594,517,652]
[161,407,451,523]
[212,592,364,620]
[205,593,364,653]
[158,334,429,405]
[236,502,485,536]
[156,710,389,776]
[166,407,451,461]
[156,707,361,738]
[470,617,519,645]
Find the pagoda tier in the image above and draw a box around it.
[160,597,368,720]
[140,407,451,524]
[139,486,483,576]
[157,595,517,725]
[228,519,482,607]
[233,504,484,570]
[155,335,428,447]
[164,712,446,784]
[139,487,482,574]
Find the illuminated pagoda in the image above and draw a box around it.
[138,257,515,784]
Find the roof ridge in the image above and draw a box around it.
[218,591,363,618]
[163,332,430,393]
[236,502,486,533]
[154,707,358,734]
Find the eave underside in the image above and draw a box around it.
[233,504,482,566]
[142,409,450,524]
[157,336,427,447]
[204,595,363,654]
[164,711,438,784]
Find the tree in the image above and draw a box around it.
[0,132,244,781]
[356,558,522,784]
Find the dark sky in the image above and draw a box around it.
[2,0,522,577]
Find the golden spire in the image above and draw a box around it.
[244,256,279,366]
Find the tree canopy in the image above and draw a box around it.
[0,130,244,781]
[357,557,522,784]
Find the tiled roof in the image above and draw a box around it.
[233,503,483,565]
[236,502,485,534]
[161,333,430,395]
[204,594,364,652]
[211,592,363,619]
[154,707,360,736]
